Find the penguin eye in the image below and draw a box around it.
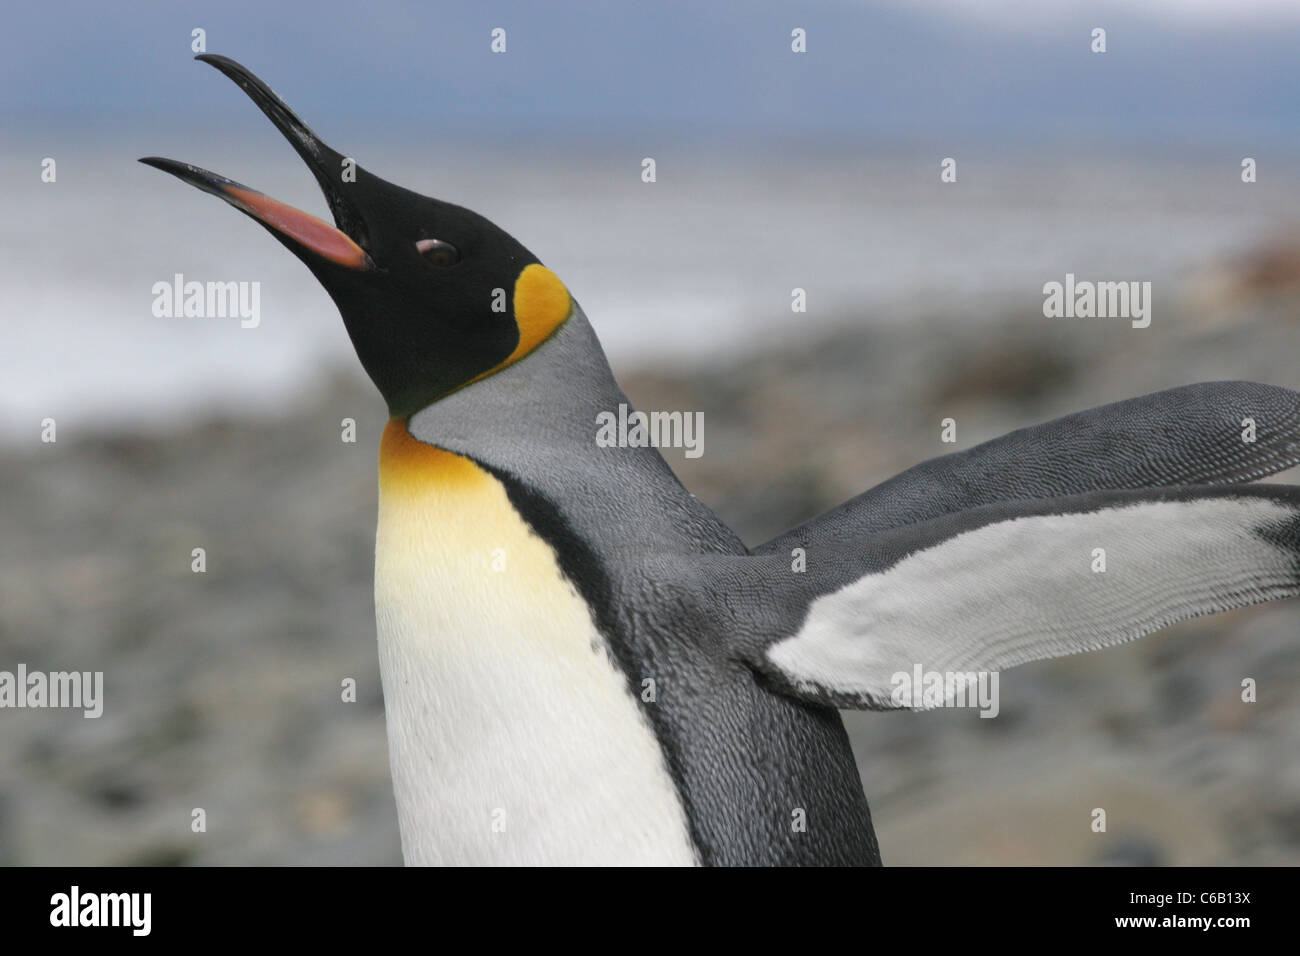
[416,238,460,267]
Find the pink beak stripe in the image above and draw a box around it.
[223,185,370,270]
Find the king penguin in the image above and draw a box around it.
[143,55,1300,867]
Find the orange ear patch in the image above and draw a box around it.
[459,263,572,391]
[410,262,572,404]
[510,263,572,360]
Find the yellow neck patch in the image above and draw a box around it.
[379,418,485,498]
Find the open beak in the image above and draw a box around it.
[140,54,373,271]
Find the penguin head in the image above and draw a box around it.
[141,55,572,419]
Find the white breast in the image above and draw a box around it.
[373,424,697,866]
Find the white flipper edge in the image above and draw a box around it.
[762,490,1300,708]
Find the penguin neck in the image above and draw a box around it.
[405,305,740,558]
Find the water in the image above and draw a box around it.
[4,137,1299,440]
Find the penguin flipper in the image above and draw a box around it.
[758,381,1300,556]
[744,484,1300,708]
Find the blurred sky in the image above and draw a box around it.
[4,0,1300,144]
